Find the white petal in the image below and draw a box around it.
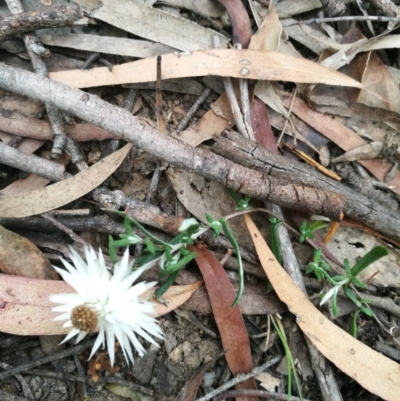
[89,329,105,360]
[125,329,145,356]
[106,326,116,366]
[75,331,88,343]
[53,313,72,321]
[49,293,82,305]
[50,245,164,367]
[61,327,79,343]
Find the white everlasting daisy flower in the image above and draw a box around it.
[49,246,163,366]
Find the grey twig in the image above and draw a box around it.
[222,76,248,139]
[5,0,86,167]
[145,161,162,204]
[176,87,211,133]
[195,355,282,401]
[266,203,343,401]
[214,389,314,401]
[80,52,100,70]
[101,88,136,159]
[0,340,94,381]
[239,77,255,141]
[41,212,89,245]
[73,354,87,398]
[23,369,153,395]
[0,362,35,400]
[212,36,249,139]
[0,390,34,401]
[283,15,400,27]
[0,142,66,182]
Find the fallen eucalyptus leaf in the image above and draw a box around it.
[0,144,131,218]
[49,49,364,90]
[244,214,400,401]
[0,274,202,336]
[0,226,57,279]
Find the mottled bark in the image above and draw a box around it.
[0,62,344,220]
[212,130,400,240]
[0,6,83,41]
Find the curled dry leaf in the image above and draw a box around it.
[175,357,219,401]
[217,0,252,48]
[0,144,131,218]
[249,3,282,52]
[0,273,202,336]
[49,49,364,90]
[244,214,400,401]
[0,226,57,279]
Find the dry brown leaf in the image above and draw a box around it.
[49,49,364,90]
[170,93,234,147]
[277,89,400,194]
[356,51,400,112]
[190,246,258,401]
[249,3,281,52]
[174,357,218,401]
[244,214,400,401]
[0,226,57,279]
[0,273,202,336]
[181,282,286,315]
[167,167,255,250]
[0,144,132,218]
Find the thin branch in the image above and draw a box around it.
[0,142,66,182]
[0,62,345,221]
[283,15,400,27]
[0,5,83,41]
[5,0,86,167]
[214,389,314,401]
[23,369,153,395]
[176,87,211,133]
[195,355,282,401]
[0,340,94,381]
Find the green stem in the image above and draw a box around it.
[221,218,243,307]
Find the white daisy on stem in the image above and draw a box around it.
[49,246,163,366]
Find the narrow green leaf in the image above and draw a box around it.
[351,246,388,277]
[155,269,181,300]
[108,235,118,263]
[350,310,360,338]
[221,218,243,307]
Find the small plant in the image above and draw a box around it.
[298,219,329,243]
[307,245,388,318]
[109,212,205,300]
[271,315,303,401]
[226,188,251,210]
[109,210,245,306]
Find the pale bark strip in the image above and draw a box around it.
[0,62,345,220]
[0,109,116,142]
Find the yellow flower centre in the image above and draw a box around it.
[71,304,98,333]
